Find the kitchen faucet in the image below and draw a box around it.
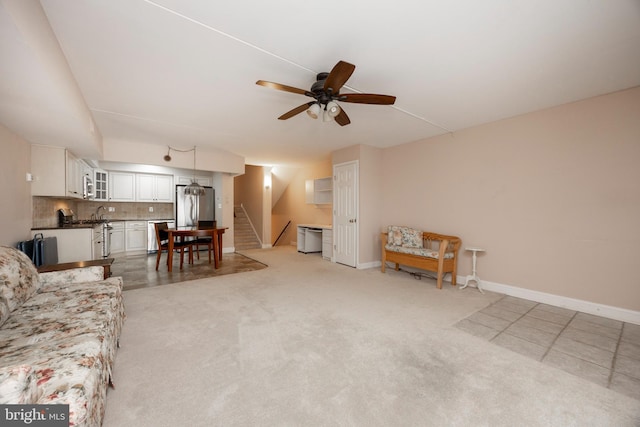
[96,205,106,220]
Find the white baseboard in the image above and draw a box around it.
[223,247,235,254]
[358,260,381,270]
[457,275,640,325]
[262,243,272,249]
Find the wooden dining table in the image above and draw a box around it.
[166,227,227,272]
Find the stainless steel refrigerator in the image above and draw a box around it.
[175,185,215,228]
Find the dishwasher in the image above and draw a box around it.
[147,220,175,252]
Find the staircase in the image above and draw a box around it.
[234,206,261,250]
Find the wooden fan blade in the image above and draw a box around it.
[256,80,312,96]
[339,93,396,105]
[334,108,351,126]
[278,102,315,120]
[324,61,355,93]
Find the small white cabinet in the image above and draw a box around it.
[305,177,332,204]
[177,176,211,186]
[94,169,108,201]
[109,172,136,201]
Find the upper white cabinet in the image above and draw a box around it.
[109,172,136,202]
[136,174,173,202]
[31,145,90,199]
[177,175,211,187]
[94,169,108,201]
[109,172,173,202]
[305,177,332,204]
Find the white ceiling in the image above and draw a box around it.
[1,0,639,167]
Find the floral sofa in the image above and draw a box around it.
[0,246,125,426]
[381,226,462,289]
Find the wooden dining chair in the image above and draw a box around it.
[194,220,216,260]
[154,222,193,270]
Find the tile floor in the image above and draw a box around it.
[110,250,267,291]
[456,295,640,401]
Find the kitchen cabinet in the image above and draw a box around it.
[110,222,125,254]
[305,177,332,204]
[136,174,173,202]
[31,145,88,199]
[94,169,108,201]
[38,228,95,263]
[177,175,211,186]
[66,151,81,198]
[109,172,136,201]
[125,221,147,253]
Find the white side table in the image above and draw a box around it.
[461,247,485,293]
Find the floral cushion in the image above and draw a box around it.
[0,364,40,404]
[0,246,39,316]
[385,244,455,260]
[387,226,423,248]
[38,266,104,288]
[0,286,9,328]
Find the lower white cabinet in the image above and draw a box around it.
[125,221,147,253]
[110,222,125,254]
[38,228,94,263]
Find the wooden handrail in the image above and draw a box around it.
[273,220,292,247]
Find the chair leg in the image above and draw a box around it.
[196,245,200,260]
[155,250,162,271]
[179,249,184,269]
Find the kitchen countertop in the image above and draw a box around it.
[32,218,175,231]
[32,224,103,230]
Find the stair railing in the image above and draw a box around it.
[272,220,291,247]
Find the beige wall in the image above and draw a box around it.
[271,158,333,245]
[0,124,33,246]
[380,86,640,311]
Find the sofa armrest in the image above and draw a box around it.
[38,266,105,288]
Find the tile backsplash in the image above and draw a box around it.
[32,197,174,228]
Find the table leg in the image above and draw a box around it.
[217,231,223,261]
[213,230,219,269]
[167,233,174,272]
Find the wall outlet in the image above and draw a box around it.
[108,207,115,212]
[148,207,154,212]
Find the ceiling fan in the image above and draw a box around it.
[256,60,396,126]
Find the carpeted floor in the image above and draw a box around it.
[104,246,640,426]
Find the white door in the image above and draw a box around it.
[333,161,358,267]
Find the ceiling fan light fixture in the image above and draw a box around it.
[326,101,341,118]
[306,103,320,119]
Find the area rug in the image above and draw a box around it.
[111,251,267,291]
